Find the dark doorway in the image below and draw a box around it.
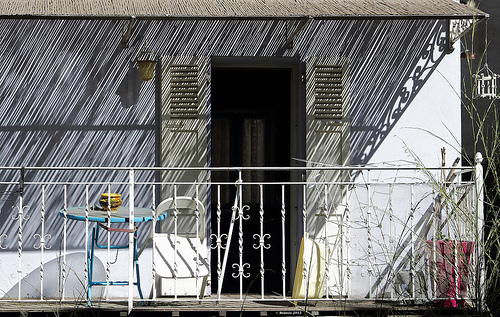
[210,67,291,294]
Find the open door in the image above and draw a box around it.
[210,67,292,294]
[304,57,350,297]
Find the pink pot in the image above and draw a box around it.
[425,240,474,307]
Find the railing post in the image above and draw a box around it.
[281,185,286,299]
[39,185,46,300]
[237,172,245,300]
[16,167,26,301]
[173,186,178,299]
[474,152,485,310]
[128,169,135,314]
[217,175,242,300]
[84,185,90,303]
[388,184,394,300]
[212,185,223,300]
[105,184,111,300]
[257,185,265,299]
[410,184,415,301]
[33,185,51,300]
[61,183,67,301]
[301,183,307,299]
[366,169,373,298]
[323,184,330,299]
[345,185,351,298]
[195,184,201,299]
[151,184,157,300]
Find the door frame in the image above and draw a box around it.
[209,56,304,290]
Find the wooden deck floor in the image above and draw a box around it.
[0,296,476,317]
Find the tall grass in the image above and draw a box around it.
[461,13,500,316]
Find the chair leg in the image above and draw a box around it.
[135,261,144,302]
[87,226,96,306]
[134,233,145,305]
[199,275,208,298]
[148,275,160,300]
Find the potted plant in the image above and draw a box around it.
[425,239,474,307]
[424,148,475,307]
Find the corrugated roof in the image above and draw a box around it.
[0,0,487,19]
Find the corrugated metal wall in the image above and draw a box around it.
[0,18,448,251]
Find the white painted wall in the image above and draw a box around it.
[367,48,462,168]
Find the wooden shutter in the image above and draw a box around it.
[160,56,209,195]
[306,57,349,168]
[314,65,343,120]
[305,57,350,297]
[169,64,199,119]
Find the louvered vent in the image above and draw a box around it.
[170,64,199,119]
[314,65,343,120]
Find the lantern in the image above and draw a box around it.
[137,50,156,81]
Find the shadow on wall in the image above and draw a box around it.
[304,20,451,233]
[368,196,435,298]
[2,252,105,300]
[349,20,451,165]
[0,19,156,253]
[117,63,142,109]
[0,19,155,169]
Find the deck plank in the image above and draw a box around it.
[0,296,476,316]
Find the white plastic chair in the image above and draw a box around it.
[140,196,209,298]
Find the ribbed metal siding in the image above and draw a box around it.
[0,18,452,251]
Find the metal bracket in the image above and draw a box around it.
[447,18,474,50]
[286,17,313,49]
[122,16,136,47]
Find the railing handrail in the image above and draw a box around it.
[9,180,477,186]
[0,165,477,172]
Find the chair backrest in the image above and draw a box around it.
[155,196,206,242]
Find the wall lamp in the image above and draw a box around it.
[137,49,156,81]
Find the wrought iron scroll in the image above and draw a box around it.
[449,19,474,48]
[0,233,7,250]
[232,186,250,300]
[14,167,30,300]
[33,185,52,300]
[281,185,286,298]
[210,185,227,300]
[253,185,271,299]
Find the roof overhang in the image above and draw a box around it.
[0,0,488,20]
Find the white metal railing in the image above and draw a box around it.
[0,160,484,312]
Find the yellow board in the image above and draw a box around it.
[292,233,327,299]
